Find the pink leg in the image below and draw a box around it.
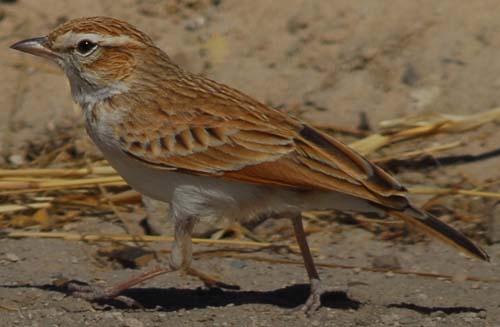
[67,216,238,305]
[291,214,346,314]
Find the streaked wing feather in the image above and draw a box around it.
[113,74,407,209]
[296,126,406,196]
[119,120,297,174]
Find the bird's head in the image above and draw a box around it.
[10,17,162,105]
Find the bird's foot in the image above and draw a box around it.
[63,280,142,308]
[57,266,172,307]
[297,278,347,314]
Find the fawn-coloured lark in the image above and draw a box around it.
[11,17,488,313]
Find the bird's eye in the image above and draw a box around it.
[76,40,97,56]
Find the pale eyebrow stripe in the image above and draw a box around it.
[55,32,145,49]
[97,35,145,47]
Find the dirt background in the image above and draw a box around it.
[1,1,500,326]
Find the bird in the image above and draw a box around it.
[10,16,488,313]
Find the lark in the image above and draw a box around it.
[11,17,488,313]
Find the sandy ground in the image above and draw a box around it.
[1,1,500,326]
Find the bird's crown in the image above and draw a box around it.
[48,16,154,50]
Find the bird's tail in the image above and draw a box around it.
[388,206,489,261]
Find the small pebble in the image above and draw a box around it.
[230,260,247,269]
[320,30,349,44]
[381,314,401,326]
[362,47,378,60]
[487,203,500,243]
[111,312,124,320]
[372,254,401,270]
[185,16,206,31]
[401,63,419,86]
[462,315,476,323]
[8,154,25,166]
[5,253,20,262]
[410,86,441,109]
[417,293,428,300]
[122,318,144,327]
[430,310,445,318]
[287,15,310,34]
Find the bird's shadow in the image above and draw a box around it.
[1,283,486,315]
[1,282,359,312]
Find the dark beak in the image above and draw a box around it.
[10,36,60,60]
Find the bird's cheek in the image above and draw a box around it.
[85,50,136,82]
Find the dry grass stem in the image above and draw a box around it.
[409,187,500,199]
[4,231,309,252]
[350,107,500,155]
[374,141,462,163]
[0,166,116,177]
[0,176,126,191]
[107,189,142,204]
[0,202,51,214]
[353,216,405,225]
[380,107,500,133]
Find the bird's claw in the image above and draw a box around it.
[61,280,142,308]
[296,278,348,315]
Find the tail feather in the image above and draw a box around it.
[389,206,489,261]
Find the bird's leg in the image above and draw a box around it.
[172,217,239,290]
[66,217,195,305]
[67,216,237,305]
[291,214,346,314]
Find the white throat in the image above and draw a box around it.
[73,82,128,109]
[58,60,129,109]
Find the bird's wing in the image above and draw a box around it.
[110,77,406,209]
